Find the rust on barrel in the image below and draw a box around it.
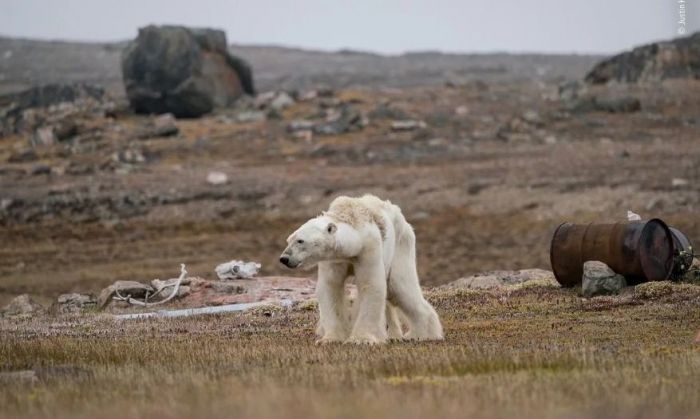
[550,219,684,287]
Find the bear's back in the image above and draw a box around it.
[327,194,397,238]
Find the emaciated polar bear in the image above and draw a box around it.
[280,194,443,344]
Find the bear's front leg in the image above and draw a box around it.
[316,262,350,344]
[347,249,388,345]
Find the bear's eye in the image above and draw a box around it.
[297,239,304,244]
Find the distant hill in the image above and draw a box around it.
[0,36,603,96]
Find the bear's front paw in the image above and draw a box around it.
[315,332,346,345]
[345,333,386,345]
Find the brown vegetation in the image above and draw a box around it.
[1,283,699,419]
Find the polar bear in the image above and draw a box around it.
[280,194,443,344]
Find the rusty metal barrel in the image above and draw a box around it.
[550,219,675,287]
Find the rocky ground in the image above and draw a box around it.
[1,75,700,305]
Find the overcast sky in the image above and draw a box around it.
[1,0,697,54]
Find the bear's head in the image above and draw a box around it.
[280,216,338,269]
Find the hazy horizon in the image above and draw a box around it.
[2,0,698,55]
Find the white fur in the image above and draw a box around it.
[281,195,444,344]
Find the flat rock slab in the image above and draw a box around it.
[441,269,557,290]
[105,276,316,313]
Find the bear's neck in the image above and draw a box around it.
[334,223,363,258]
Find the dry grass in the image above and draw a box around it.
[1,283,699,419]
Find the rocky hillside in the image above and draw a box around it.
[0,36,602,96]
[586,32,700,84]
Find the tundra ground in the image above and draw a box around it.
[2,282,699,419]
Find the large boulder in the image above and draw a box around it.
[586,32,700,84]
[122,25,255,117]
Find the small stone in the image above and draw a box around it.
[54,293,97,313]
[235,111,266,123]
[582,261,627,297]
[98,281,154,309]
[269,91,294,110]
[112,149,147,164]
[206,171,228,185]
[543,135,557,145]
[522,110,542,125]
[292,130,313,142]
[151,114,179,136]
[454,105,469,116]
[32,126,56,147]
[671,178,689,187]
[288,119,315,132]
[138,114,179,139]
[30,165,51,176]
[390,120,427,131]
[1,294,45,317]
[368,104,408,120]
[7,149,39,163]
[297,90,318,101]
[0,198,13,211]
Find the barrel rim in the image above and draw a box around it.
[639,218,674,282]
[550,221,571,286]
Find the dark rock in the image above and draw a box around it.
[567,96,641,113]
[586,32,700,84]
[368,103,408,120]
[313,106,366,136]
[0,83,105,111]
[7,149,39,163]
[592,97,641,113]
[582,261,627,297]
[30,165,51,176]
[122,25,255,117]
[287,119,316,132]
[53,119,79,140]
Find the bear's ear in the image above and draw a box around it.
[326,222,337,234]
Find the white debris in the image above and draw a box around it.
[206,171,228,185]
[671,178,689,187]
[391,119,427,131]
[113,300,292,320]
[215,260,261,280]
[627,210,642,221]
[269,91,295,110]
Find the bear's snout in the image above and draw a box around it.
[279,255,291,267]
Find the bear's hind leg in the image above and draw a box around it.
[389,228,444,341]
[386,302,403,339]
